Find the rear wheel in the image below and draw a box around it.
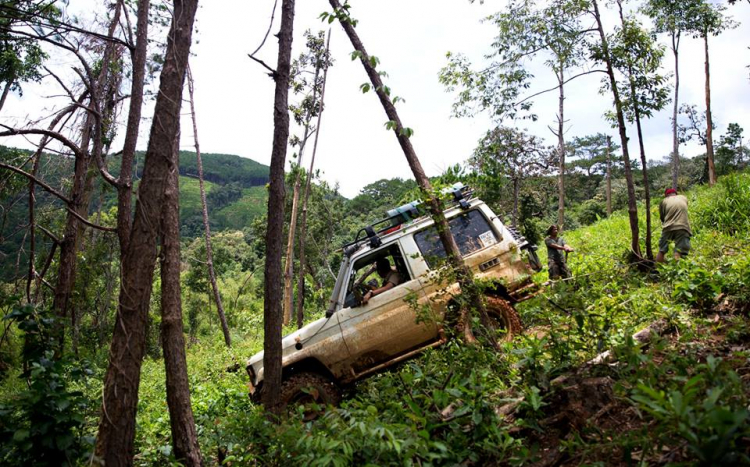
[280,372,341,421]
[484,296,523,342]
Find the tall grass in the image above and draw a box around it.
[691,173,750,238]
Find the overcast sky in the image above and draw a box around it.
[4,0,750,198]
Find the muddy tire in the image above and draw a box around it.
[484,296,523,342]
[280,372,341,420]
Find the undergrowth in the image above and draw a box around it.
[1,174,748,465]
[130,172,749,466]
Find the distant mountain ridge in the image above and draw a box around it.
[0,146,270,280]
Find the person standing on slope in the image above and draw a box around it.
[545,225,574,280]
[656,188,692,263]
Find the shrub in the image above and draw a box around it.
[0,305,93,466]
[631,356,750,465]
[692,173,750,237]
[663,259,725,310]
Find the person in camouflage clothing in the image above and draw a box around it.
[545,225,574,280]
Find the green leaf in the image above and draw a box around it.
[359,83,371,93]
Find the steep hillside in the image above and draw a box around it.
[177,151,269,186]
[124,172,750,465]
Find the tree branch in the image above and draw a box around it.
[36,224,61,244]
[249,0,279,57]
[247,54,277,77]
[517,69,606,105]
[0,162,72,203]
[0,126,84,158]
[0,162,116,233]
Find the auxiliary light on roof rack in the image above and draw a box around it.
[342,183,475,257]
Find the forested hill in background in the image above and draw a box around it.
[0,145,271,280]
[3,130,746,283]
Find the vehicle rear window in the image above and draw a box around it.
[414,210,499,269]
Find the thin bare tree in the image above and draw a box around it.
[329,0,496,347]
[187,64,231,347]
[297,30,332,328]
[590,0,642,260]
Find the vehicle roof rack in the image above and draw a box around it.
[342,183,475,257]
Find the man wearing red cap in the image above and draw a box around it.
[656,188,692,263]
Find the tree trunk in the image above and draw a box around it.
[297,30,332,329]
[634,108,653,261]
[703,32,716,186]
[606,136,612,216]
[262,0,295,417]
[556,67,566,229]
[330,0,492,348]
[52,0,123,351]
[52,138,89,348]
[592,0,641,259]
[0,80,11,112]
[187,65,231,347]
[284,36,327,326]
[117,0,150,256]
[671,32,680,190]
[282,169,301,326]
[159,142,202,466]
[26,149,41,304]
[617,3,653,262]
[95,0,199,463]
[512,176,520,229]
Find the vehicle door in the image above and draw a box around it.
[336,243,437,376]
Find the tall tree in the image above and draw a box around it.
[440,0,595,229]
[297,30,332,328]
[609,2,671,261]
[642,0,702,189]
[689,0,736,187]
[262,0,295,416]
[96,0,200,463]
[589,0,642,260]
[471,127,553,228]
[159,141,202,466]
[606,135,612,216]
[117,0,150,256]
[328,0,496,347]
[283,29,332,326]
[187,65,231,347]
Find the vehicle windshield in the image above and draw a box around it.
[413,209,498,269]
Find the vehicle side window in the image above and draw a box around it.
[342,245,411,308]
[413,210,498,269]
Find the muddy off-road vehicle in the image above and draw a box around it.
[247,184,541,412]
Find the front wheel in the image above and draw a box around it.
[280,372,341,421]
[484,296,523,342]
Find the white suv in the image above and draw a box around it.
[247,185,539,414]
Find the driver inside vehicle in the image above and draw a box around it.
[361,257,402,305]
